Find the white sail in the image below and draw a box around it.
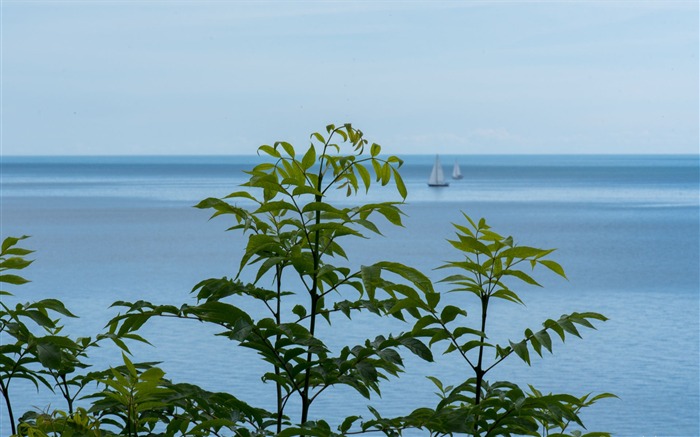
[428,155,449,187]
[452,160,463,179]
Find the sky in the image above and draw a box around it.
[1,1,698,156]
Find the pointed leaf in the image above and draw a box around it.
[539,259,567,279]
[301,144,317,170]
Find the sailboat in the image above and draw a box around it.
[428,155,449,187]
[452,160,463,180]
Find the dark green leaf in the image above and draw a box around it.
[399,337,433,362]
[440,305,466,324]
[0,274,30,285]
[0,257,33,270]
[510,340,531,365]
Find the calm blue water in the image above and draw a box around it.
[1,155,698,436]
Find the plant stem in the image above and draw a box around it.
[300,157,325,428]
[473,293,490,437]
[1,381,16,436]
[474,294,489,405]
[275,264,283,434]
[56,373,74,414]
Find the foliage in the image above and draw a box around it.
[1,236,79,436]
[3,123,613,436]
[346,215,615,436]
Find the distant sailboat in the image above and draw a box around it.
[452,160,463,180]
[428,155,449,187]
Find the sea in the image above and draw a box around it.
[1,154,698,436]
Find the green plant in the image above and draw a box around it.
[17,407,103,437]
[6,123,613,436]
[107,123,425,436]
[0,236,79,436]
[358,215,614,436]
[106,124,612,436]
[1,237,155,436]
[83,354,272,437]
[86,353,173,436]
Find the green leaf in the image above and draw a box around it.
[380,162,391,185]
[255,200,296,214]
[371,159,382,181]
[339,415,360,433]
[453,326,485,339]
[222,190,258,201]
[185,301,253,328]
[426,292,440,310]
[399,337,433,362]
[448,235,491,255]
[0,274,30,285]
[374,262,434,295]
[36,298,78,318]
[545,318,566,341]
[122,352,138,377]
[499,246,548,260]
[356,164,371,192]
[491,288,526,305]
[1,248,33,256]
[392,168,407,199]
[559,317,582,338]
[440,305,466,324]
[356,218,381,235]
[292,304,307,319]
[278,141,295,158]
[413,315,438,332]
[526,328,543,356]
[36,341,63,369]
[534,329,553,353]
[2,235,29,253]
[510,340,531,365]
[0,256,33,270]
[23,309,55,328]
[370,143,381,157]
[301,144,317,170]
[460,339,490,353]
[311,132,325,143]
[502,269,542,287]
[360,264,381,300]
[258,144,281,158]
[539,259,567,279]
[576,311,609,323]
[375,204,403,226]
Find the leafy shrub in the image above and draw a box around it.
[3,124,613,436]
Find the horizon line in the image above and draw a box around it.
[2,152,699,158]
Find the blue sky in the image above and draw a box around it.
[1,1,698,155]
